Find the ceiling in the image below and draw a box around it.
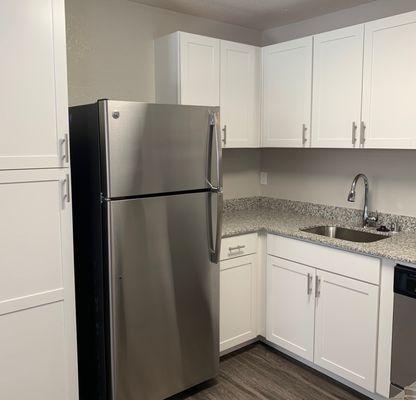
[130,0,377,30]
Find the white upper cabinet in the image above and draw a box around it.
[180,33,220,106]
[312,25,364,148]
[220,41,260,148]
[155,33,260,147]
[266,256,315,362]
[0,0,69,170]
[362,11,416,149]
[314,271,379,392]
[155,32,220,107]
[262,37,313,148]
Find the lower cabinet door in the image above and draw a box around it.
[220,254,257,352]
[0,303,67,400]
[0,169,78,399]
[314,271,379,391]
[266,256,315,362]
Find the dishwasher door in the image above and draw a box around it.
[391,265,416,396]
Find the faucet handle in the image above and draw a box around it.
[367,210,379,227]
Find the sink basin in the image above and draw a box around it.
[301,226,389,243]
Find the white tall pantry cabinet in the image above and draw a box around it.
[0,1,78,399]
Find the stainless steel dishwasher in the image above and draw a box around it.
[391,265,416,396]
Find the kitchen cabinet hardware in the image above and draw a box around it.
[360,121,366,146]
[229,244,246,253]
[60,134,69,164]
[315,276,321,298]
[307,273,313,295]
[302,124,308,145]
[352,122,358,145]
[222,125,227,146]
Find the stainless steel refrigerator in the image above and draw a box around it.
[69,100,222,400]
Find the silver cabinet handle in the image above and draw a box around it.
[222,125,227,146]
[229,245,246,254]
[60,133,69,164]
[61,174,71,208]
[315,276,321,298]
[302,124,308,146]
[360,121,366,146]
[352,122,358,145]
[307,273,313,295]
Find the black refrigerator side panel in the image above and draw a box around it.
[69,104,111,400]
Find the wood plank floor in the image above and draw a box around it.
[171,343,366,400]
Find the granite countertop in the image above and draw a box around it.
[223,197,416,265]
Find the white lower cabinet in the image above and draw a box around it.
[314,271,379,391]
[267,256,315,362]
[0,169,77,399]
[0,303,67,400]
[266,234,380,393]
[220,234,258,352]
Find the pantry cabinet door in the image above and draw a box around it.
[0,303,68,400]
[220,254,257,352]
[266,256,315,362]
[0,169,78,399]
[312,25,364,148]
[314,271,378,392]
[0,0,69,169]
[220,41,260,148]
[179,32,220,106]
[362,11,416,149]
[262,37,313,147]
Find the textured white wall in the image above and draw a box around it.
[223,149,261,200]
[261,149,416,216]
[65,0,261,106]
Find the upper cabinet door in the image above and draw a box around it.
[179,32,220,107]
[262,37,313,148]
[314,271,379,392]
[312,25,364,148]
[220,41,260,148]
[0,0,69,170]
[362,11,416,149]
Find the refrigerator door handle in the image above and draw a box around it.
[208,191,223,264]
[207,111,222,193]
[207,111,223,264]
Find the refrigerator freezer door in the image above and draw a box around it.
[99,101,221,198]
[107,192,220,400]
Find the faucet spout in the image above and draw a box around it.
[347,173,370,227]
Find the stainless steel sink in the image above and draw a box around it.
[301,226,389,243]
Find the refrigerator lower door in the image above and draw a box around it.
[107,192,220,400]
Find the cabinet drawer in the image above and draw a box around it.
[267,234,380,285]
[221,233,257,261]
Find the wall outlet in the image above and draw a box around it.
[260,172,268,185]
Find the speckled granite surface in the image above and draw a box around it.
[223,197,416,265]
